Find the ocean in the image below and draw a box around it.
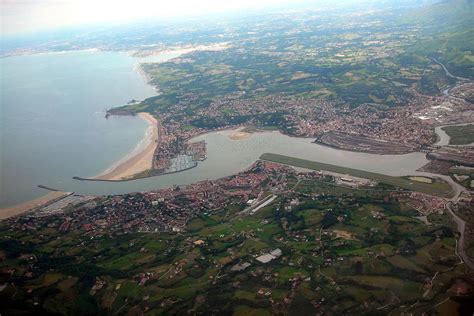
[0,50,157,207]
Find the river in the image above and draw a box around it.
[44,128,442,197]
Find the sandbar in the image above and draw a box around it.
[229,131,251,140]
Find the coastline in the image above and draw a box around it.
[0,191,72,220]
[94,112,159,181]
[1,50,161,220]
[77,125,252,183]
[131,43,230,58]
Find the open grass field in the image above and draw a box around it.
[1,178,470,315]
[260,153,454,197]
[442,124,474,145]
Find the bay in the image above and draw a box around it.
[1,50,166,207]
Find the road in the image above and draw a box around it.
[430,57,469,82]
[430,57,471,104]
[432,57,473,104]
[445,201,474,270]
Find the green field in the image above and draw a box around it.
[260,153,454,197]
[442,124,474,145]
[1,167,470,315]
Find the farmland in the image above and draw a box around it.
[1,161,472,315]
[442,124,474,145]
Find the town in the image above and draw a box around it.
[1,159,473,314]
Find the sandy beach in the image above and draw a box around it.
[95,112,159,180]
[0,191,71,220]
[132,43,230,58]
[0,112,158,220]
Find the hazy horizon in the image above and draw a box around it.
[1,0,441,36]
[1,0,306,36]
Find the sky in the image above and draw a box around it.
[0,0,300,36]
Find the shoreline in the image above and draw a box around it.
[0,112,158,219]
[0,191,72,220]
[0,50,167,220]
[131,43,230,58]
[94,112,159,181]
[74,125,256,183]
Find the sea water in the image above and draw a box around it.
[0,50,158,207]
